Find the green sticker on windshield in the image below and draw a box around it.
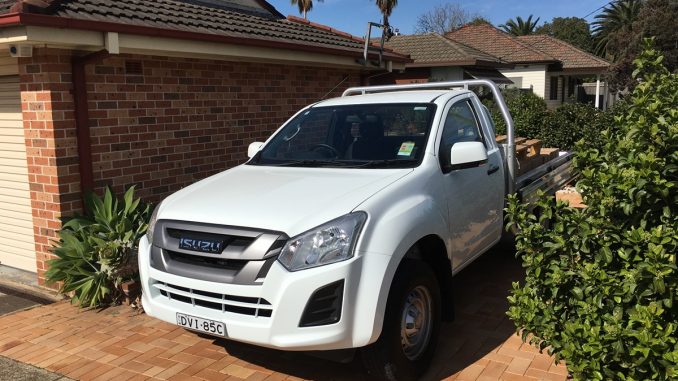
[398,141,415,156]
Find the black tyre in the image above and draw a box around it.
[361,259,441,381]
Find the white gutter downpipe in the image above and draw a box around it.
[595,73,601,109]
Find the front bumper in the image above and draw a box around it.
[139,236,390,351]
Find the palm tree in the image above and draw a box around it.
[592,0,642,58]
[374,0,398,27]
[291,0,323,19]
[499,15,540,36]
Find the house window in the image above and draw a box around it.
[567,77,576,97]
[549,77,559,100]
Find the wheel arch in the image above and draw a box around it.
[404,235,454,322]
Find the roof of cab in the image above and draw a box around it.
[315,89,468,107]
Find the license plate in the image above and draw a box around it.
[176,313,226,336]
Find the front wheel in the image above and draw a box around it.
[361,260,441,381]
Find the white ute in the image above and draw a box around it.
[139,80,573,380]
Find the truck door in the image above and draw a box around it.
[438,97,504,271]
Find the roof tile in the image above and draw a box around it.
[446,24,557,64]
[385,33,506,66]
[517,35,609,69]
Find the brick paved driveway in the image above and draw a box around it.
[0,246,568,380]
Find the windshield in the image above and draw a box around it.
[249,103,436,168]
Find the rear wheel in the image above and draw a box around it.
[362,260,441,381]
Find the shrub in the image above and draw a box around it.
[483,87,628,151]
[540,102,611,151]
[46,186,151,308]
[484,89,549,138]
[505,41,677,380]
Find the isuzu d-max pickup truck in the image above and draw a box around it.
[139,80,572,381]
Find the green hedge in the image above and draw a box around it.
[484,88,622,151]
[540,102,610,150]
[505,41,678,381]
[484,89,548,139]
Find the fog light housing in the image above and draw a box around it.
[299,280,344,327]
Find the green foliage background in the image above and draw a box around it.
[536,17,594,52]
[505,41,677,380]
[484,89,628,151]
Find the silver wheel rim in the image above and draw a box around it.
[400,285,433,360]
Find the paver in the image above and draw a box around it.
[0,247,567,380]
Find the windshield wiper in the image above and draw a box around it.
[269,159,345,167]
[353,159,417,168]
[260,159,417,168]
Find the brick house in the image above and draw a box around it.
[0,0,408,283]
[446,24,610,109]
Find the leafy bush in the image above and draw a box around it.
[540,102,612,151]
[46,186,151,308]
[484,89,549,138]
[483,86,630,151]
[505,41,677,380]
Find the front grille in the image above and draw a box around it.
[299,280,344,327]
[166,250,247,271]
[150,220,288,285]
[153,281,273,318]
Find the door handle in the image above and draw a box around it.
[487,164,499,175]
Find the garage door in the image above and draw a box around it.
[0,66,37,272]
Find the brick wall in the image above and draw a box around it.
[19,47,361,285]
[86,54,361,200]
[20,48,79,285]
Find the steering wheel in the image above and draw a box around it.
[310,144,340,158]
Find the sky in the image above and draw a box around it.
[267,0,611,36]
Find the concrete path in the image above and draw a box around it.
[0,355,73,381]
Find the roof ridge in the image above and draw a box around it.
[431,32,467,56]
[448,23,474,35]
[439,33,505,63]
[519,34,610,65]
[499,30,558,61]
[447,23,558,62]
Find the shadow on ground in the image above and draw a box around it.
[210,244,523,380]
[0,283,55,316]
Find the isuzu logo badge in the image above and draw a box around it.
[178,237,224,254]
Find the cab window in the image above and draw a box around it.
[439,99,486,170]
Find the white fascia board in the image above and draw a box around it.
[20,25,385,70]
[25,25,103,48]
[118,34,364,69]
[0,26,29,45]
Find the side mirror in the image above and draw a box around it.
[449,141,487,170]
[247,142,264,158]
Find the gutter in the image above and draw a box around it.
[0,13,20,25]
[406,60,515,69]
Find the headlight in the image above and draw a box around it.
[146,201,162,243]
[278,212,367,271]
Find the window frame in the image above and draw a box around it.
[549,76,559,100]
[437,97,488,173]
